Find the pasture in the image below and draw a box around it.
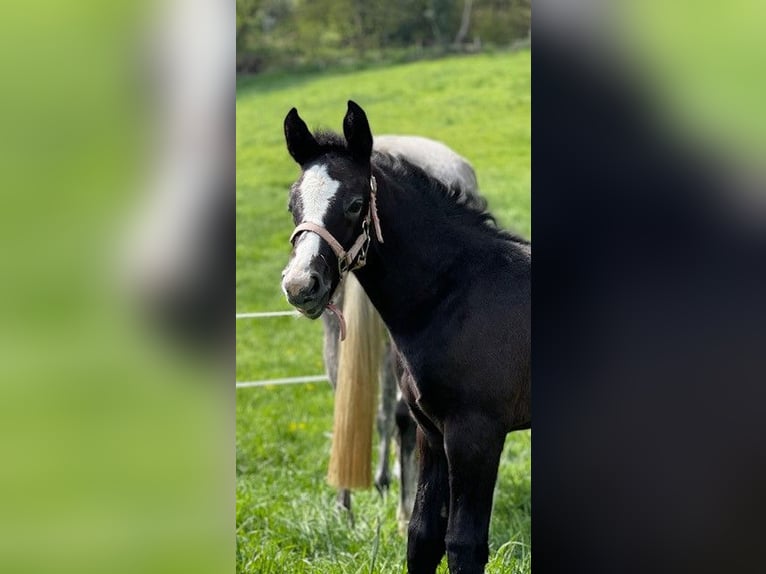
[236,50,530,573]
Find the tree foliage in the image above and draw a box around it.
[236,0,531,73]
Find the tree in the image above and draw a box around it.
[453,0,473,46]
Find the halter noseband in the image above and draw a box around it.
[289,175,384,277]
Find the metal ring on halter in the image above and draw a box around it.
[340,218,370,275]
[354,219,371,269]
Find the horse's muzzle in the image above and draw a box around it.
[281,266,332,318]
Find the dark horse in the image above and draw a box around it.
[322,134,479,528]
[281,101,530,574]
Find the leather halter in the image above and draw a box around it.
[289,175,384,277]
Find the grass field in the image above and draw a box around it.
[236,50,530,573]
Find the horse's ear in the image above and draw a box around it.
[284,107,321,165]
[343,100,373,164]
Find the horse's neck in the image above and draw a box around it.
[354,173,461,336]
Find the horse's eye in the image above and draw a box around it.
[346,199,363,216]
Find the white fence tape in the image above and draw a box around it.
[236,310,300,319]
[236,375,328,388]
[236,311,323,388]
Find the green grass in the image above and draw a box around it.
[237,50,530,573]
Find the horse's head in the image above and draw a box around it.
[281,100,377,318]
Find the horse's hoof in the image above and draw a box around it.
[374,474,390,496]
[335,500,355,527]
[337,489,351,509]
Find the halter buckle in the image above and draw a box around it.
[338,254,351,276]
[355,220,372,269]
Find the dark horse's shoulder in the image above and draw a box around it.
[460,235,531,299]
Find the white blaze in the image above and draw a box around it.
[298,164,340,225]
[283,164,340,293]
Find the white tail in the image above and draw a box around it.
[327,273,385,489]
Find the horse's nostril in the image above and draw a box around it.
[307,273,321,296]
[283,270,325,309]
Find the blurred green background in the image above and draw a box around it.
[0,1,233,573]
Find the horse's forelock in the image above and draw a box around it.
[313,130,349,154]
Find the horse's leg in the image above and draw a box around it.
[407,411,449,574]
[443,414,506,574]
[374,340,397,495]
[322,282,349,514]
[390,342,418,532]
[336,489,354,526]
[395,395,418,532]
[321,312,340,391]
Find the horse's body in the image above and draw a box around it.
[321,135,479,528]
[282,102,530,573]
[373,135,478,195]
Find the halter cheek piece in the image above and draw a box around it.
[289,175,384,277]
[288,176,383,341]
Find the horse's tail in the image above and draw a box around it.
[327,273,385,490]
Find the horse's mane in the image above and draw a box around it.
[373,151,529,246]
[312,129,529,246]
